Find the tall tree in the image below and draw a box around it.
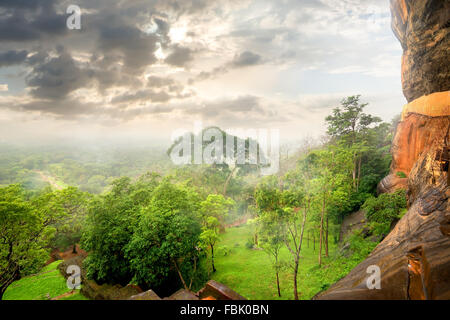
[125,180,203,292]
[310,145,353,265]
[0,185,55,299]
[199,194,235,231]
[255,176,308,300]
[259,210,285,297]
[326,95,382,191]
[199,216,220,273]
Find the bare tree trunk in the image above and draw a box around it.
[313,233,315,251]
[307,232,309,248]
[72,243,77,254]
[293,258,299,300]
[299,204,308,254]
[293,203,308,300]
[276,271,281,297]
[319,194,325,266]
[172,258,188,290]
[211,245,216,273]
[0,263,20,300]
[357,156,362,192]
[325,216,329,257]
[188,256,197,290]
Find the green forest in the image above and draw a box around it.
[1,96,407,300]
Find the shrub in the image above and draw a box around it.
[362,190,406,223]
[218,246,231,256]
[396,171,407,178]
[245,238,255,249]
[362,189,407,237]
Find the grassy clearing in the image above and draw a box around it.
[206,224,358,300]
[3,261,87,300]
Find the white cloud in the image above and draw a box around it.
[0,0,404,143]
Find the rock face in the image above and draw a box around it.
[391,0,450,102]
[390,113,449,176]
[317,144,450,300]
[129,290,161,300]
[317,0,450,300]
[379,111,449,194]
[377,174,408,194]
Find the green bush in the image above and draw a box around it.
[362,190,406,223]
[218,245,231,256]
[347,230,378,261]
[362,189,407,237]
[396,171,407,178]
[245,238,255,249]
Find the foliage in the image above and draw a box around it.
[126,180,204,292]
[362,189,407,237]
[0,185,56,298]
[0,94,399,300]
[81,177,144,285]
[44,187,91,251]
[200,194,235,229]
[396,171,407,178]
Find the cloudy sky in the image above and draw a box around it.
[0,0,406,145]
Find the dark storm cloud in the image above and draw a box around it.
[0,0,52,9]
[191,51,264,83]
[111,78,191,105]
[0,0,397,126]
[0,50,28,67]
[0,0,67,42]
[111,89,172,104]
[26,49,94,100]
[0,0,190,118]
[153,17,170,46]
[165,44,195,67]
[95,17,159,71]
[10,98,98,119]
[231,51,262,67]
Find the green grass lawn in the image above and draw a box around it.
[3,261,88,300]
[206,224,355,300]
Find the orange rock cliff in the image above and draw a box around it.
[317,0,449,300]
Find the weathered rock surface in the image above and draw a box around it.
[390,0,450,102]
[378,112,449,194]
[390,113,450,176]
[164,289,199,300]
[377,174,408,194]
[317,144,450,300]
[129,290,161,300]
[318,0,450,300]
[58,254,142,300]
